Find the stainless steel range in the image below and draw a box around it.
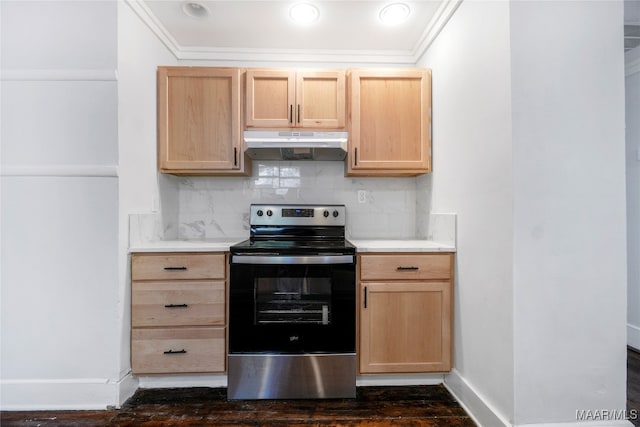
[228,204,356,400]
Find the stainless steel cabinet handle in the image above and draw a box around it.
[397,266,419,271]
[289,105,293,123]
[163,266,187,271]
[297,104,301,123]
[354,147,358,166]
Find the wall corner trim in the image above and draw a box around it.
[444,368,510,427]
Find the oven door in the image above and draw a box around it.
[229,254,356,354]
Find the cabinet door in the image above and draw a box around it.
[359,281,451,373]
[158,67,245,174]
[348,69,431,176]
[245,69,296,128]
[296,71,345,128]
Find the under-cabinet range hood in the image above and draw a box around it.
[243,131,348,161]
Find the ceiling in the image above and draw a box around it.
[128,0,639,63]
[127,0,460,64]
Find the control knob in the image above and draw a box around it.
[323,210,330,218]
[256,210,264,217]
[266,209,273,217]
[333,210,339,218]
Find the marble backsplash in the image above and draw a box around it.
[130,161,456,246]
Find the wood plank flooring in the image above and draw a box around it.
[1,385,475,426]
[629,347,640,427]
[3,348,639,427]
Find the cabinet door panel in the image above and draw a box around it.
[297,71,345,128]
[348,69,431,176]
[359,281,451,373]
[246,70,295,128]
[158,67,245,174]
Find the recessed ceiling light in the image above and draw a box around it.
[379,2,411,25]
[182,2,209,19]
[289,3,319,24]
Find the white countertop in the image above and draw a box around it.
[130,238,455,253]
[349,239,455,253]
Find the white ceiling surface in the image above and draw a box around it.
[132,0,639,62]
[130,0,460,63]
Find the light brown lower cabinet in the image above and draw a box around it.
[358,253,453,373]
[132,327,226,374]
[131,252,227,375]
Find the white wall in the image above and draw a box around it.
[626,46,640,350]
[0,0,126,409]
[510,2,627,424]
[421,1,628,426]
[418,1,515,424]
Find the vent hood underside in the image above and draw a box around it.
[244,131,348,161]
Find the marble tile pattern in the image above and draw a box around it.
[174,161,427,240]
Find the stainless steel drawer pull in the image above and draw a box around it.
[164,304,188,308]
[163,266,187,271]
[397,266,419,271]
[163,349,186,355]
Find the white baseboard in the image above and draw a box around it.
[517,421,633,427]
[137,374,227,389]
[1,374,137,410]
[444,368,510,427]
[628,323,640,351]
[356,373,444,386]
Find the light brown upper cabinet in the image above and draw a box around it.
[347,69,432,177]
[245,69,346,129]
[157,66,249,175]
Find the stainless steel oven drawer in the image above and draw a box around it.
[227,353,356,399]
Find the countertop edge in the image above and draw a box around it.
[129,239,456,253]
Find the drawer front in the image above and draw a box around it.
[132,253,225,280]
[132,281,225,327]
[360,253,452,281]
[131,327,226,374]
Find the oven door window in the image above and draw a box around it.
[255,275,332,325]
[229,261,356,354]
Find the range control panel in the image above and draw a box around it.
[250,204,346,226]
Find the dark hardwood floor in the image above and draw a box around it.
[3,348,639,427]
[1,385,475,426]
[629,347,640,427]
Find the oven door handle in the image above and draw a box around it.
[231,255,354,265]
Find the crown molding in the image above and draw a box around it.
[124,0,461,65]
[411,0,464,62]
